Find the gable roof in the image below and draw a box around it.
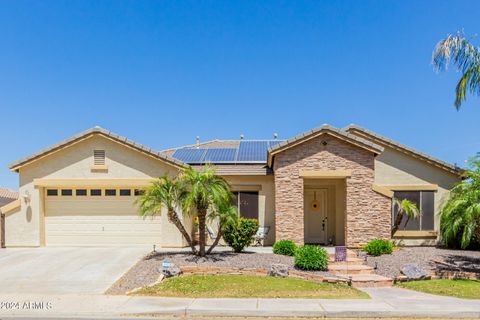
[344,124,463,176]
[267,124,384,167]
[9,127,186,171]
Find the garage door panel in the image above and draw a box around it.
[45,197,163,246]
[46,220,161,232]
[46,234,160,246]
[46,199,139,216]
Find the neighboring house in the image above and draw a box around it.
[1,125,462,248]
[0,189,18,207]
[0,188,18,248]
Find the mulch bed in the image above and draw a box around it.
[358,246,480,278]
[106,251,335,295]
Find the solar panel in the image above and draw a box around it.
[172,149,206,163]
[237,141,269,162]
[203,148,237,162]
[172,140,286,164]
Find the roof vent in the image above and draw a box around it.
[274,133,278,140]
[240,134,244,140]
[196,136,200,148]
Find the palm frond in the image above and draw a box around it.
[432,32,480,109]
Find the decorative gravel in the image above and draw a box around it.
[107,251,335,295]
[358,247,480,278]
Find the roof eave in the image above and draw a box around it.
[9,128,187,171]
[344,124,464,176]
[267,125,384,167]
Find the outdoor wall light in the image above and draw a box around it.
[22,190,31,204]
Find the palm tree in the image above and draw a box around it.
[206,202,238,254]
[137,176,197,254]
[432,32,480,109]
[181,165,233,256]
[137,165,235,257]
[440,154,480,249]
[391,198,421,236]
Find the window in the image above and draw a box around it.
[93,150,105,165]
[76,189,87,196]
[105,189,116,196]
[47,189,58,196]
[90,189,102,196]
[232,191,259,219]
[61,189,73,196]
[134,189,144,196]
[393,191,435,231]
[120,189,131,196]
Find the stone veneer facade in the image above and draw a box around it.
[273,134,391,247]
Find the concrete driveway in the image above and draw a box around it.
[0,246,149,294]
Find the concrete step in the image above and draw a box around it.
[348,274,393,288]
[327,264,374,275]
[328,252,358,259]
[329,257,364,266]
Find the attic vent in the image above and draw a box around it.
[94,150,105,165]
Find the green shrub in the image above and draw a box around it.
[223,218,259,253]
[273,240,297,256]
[294,245,329,271]
[363,239,393,256]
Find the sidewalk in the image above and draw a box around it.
[0,287,479,318]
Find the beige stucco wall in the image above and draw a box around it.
[5,135,185,247]
[223,175,276,245]
[374,147,461,243]
[375,148,461,222]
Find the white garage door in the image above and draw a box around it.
[45,189,162,246]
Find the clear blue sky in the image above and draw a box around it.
[1,1,479,189]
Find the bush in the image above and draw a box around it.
[294,245,329,271]
[223,218,259,253]
[273,240,297,256]
[363,239,393,256]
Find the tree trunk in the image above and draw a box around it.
[167,209,197,254]
[475,224,480,245]
[198,209,207,257]
[206,226,223,254]
[391,213,403,237]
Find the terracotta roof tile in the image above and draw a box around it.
[0,188,18,200]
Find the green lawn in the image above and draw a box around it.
[397,279,480,299]
[134,274,369,299]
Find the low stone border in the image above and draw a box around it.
[434,270,480,280]
[393,271,480,284]
[180,265,349,285]
[393,275,431,284]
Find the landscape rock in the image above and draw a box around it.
[400,263,429,280]
[268,263,289,277]
[159,263,182,278]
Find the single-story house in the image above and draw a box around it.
[0,124,462,248]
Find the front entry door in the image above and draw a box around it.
[304,189,327,244]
